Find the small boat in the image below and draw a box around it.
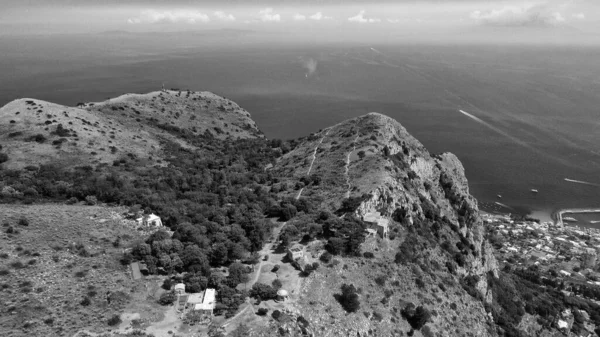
[497,194,502,198]
[531,189,539,193]
[563,217,577,222]
[591,220,600,224]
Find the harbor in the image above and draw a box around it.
[554,208,600,227]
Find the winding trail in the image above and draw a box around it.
[296,128,331,199]
[344,133,360,199]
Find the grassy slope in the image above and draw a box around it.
[0,90,261,170]
[0,204,145,337]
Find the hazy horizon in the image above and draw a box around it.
[1,0,600,45]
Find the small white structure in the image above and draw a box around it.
[557,319,568,330]
[136,213,163,227]
[287,244,304,260]
[363,212,389,239]
[193,289,216,316]
[277,289,289,302]
[174,283,186,294]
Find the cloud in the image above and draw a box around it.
[572,13,585,20]
[469,3,570,27]
[259,8,281,22]
[127,9,210,24]
[213,11,235,22]
[293,13,306,21]
[348,10,380,23]
[387,18,401,24]
[309,12,332,21]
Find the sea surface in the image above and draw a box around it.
[2,32,600,220]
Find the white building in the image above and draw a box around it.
[136,213,163,227]
[193,289,216,315]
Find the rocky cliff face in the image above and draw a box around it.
[272,112,499,336]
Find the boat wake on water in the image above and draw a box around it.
[564,178,600,187]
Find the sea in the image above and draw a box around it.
[2,32,600,223]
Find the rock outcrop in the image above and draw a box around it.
[273,112,499,336]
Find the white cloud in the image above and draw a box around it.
[259,8,281,22]
[293,13,306,21]
[309,12,332,21]
[348,10,380,23]
[213,11,235,22]
[572,13,585,20]
[127,9,210,24]
[469,3,569,27]
[387,18,401,24]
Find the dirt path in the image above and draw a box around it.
[296,128,331,199]
[344,134,360,199]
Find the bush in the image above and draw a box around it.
[18,217,30,227]
[0,152,8,163]
[250,283,277,300]
[401,304,431,330]
[162,278,172,290]
[363,252,374,259]
[107,314,122,326]
[10,261,25,269]
[80,297,91,306]
[337,284,360,313]
[158,291,176,305]
[272,310,281,320]
[85,195,97,205]
[272,279,282,290]
[257,308,269,316]
[320,251,333,263]
[0,269,9,276]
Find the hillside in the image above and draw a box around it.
[0,90,261,170]
[2,94,588,337]
[266,112,500,336]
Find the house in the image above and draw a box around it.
[193,289,217,316]
[362,212,389,239]
[136,213,163,227]
[174,283,186,294]
[287,244,304,260]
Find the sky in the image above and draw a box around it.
[1,0,599,44]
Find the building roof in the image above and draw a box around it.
[130,262,142,280]
[174,283,185,291]
[194,289,216,311]
[187,293,204,304]
[277,289,289,297]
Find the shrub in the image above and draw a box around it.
[272,279,282,290]
[401,304,431,330]
[10,261,25,269]
[44,317,54,325]
[271,310,281,320]
[162,278,172,290]
[250,283,277,300]
[320,252,333,263]
[0,153,8,163]
[158,291,176,305]
[257,308,269,316]
[18,217,29,226]
[74,270,87,278]
[85,195,97,205]
[0,269,9,276]
[107,314,122,326]
[337,284,360,313]
[80,297,91,306]
[363,252,374,259]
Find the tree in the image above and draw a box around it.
[228,262,249,286]
[158,291,176,305]
[327,237,346,255]
[402,304,431,330]
[337,284,360,313]
[250,283,277,300]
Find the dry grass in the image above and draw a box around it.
[0,204,145,337]
[0,90,261,170]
